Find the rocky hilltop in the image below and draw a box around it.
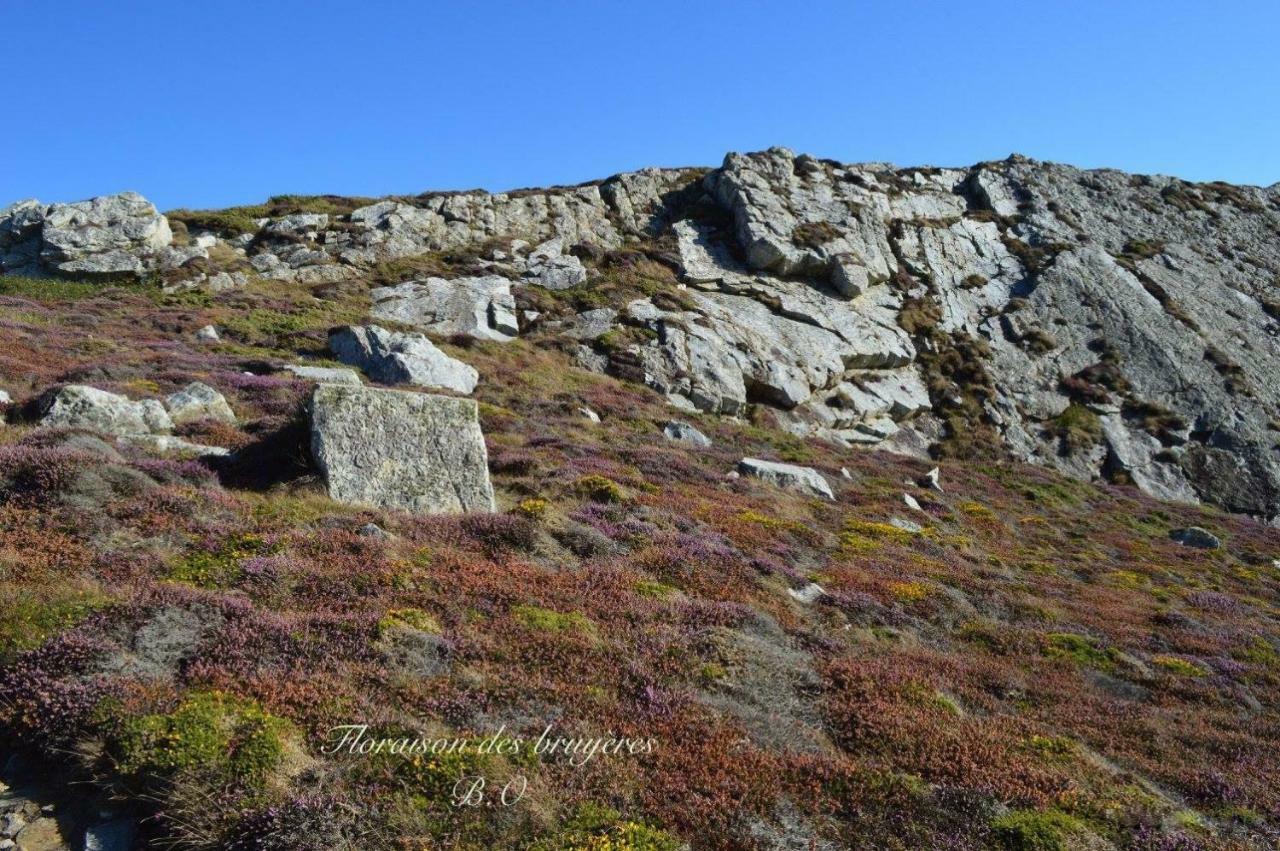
[4,150,1280,523]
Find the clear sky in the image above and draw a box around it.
[7,1,1279,211]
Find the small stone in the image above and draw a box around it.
[579,407,601,423]
[194,324,219,342]
[2,813,24,838]
[357,522,392,540]
[116,434,230,457]
[903,492,923,512]
[84,818,135,851]
[0,391,10,405]
[918,466,943,492]
[662,421,711,447]
[787,582,827,604]
[840,467,853,479]
[14,815,65,848]
[1169,527,1221,549]
[889,516,923,534]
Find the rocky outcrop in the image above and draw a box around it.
[522,238,588,289]
[33,385,229,457]
[371,275,518,341]
[6,147,1280,520]
[1169,526,1221,549]
[1,192,178,279]
[329,325,479,393]
[34,385,229,457]
[309,384,495,514]
[39,385,173,435]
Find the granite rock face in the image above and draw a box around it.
[309,384,496,514]
[371,275,518,341]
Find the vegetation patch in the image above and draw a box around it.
[1043,633,1118,671]
[108,691,291,788]
[1050,403,1103,455]
[990,808,1088,851]
[791,220,842,249]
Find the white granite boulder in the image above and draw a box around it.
[329,325,478,394]
[737,458,834,500]
[309,384,496,514]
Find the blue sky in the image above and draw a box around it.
[7,1,1278,210]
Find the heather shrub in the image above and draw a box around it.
[226,794,363,851]
[460,512,539,554]
[0,443,91,503]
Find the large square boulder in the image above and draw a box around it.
[309,384,495,514]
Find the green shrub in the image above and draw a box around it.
[1152,655,1207,677]
[840,519,916,553]
[532,803,682,851]
[0,588,107,660]
[110,691,290,788]
[574,474,626,503]
[1052,404,1102,454]
[512,604,597,638]
[0,276,140,301]
[991,808,1087,851]
[1120,238,1166,260]
[379,607,442,635]
[169,533,270,588]
[1044,633,1117,671]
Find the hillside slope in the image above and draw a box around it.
[0,152,1278,850]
